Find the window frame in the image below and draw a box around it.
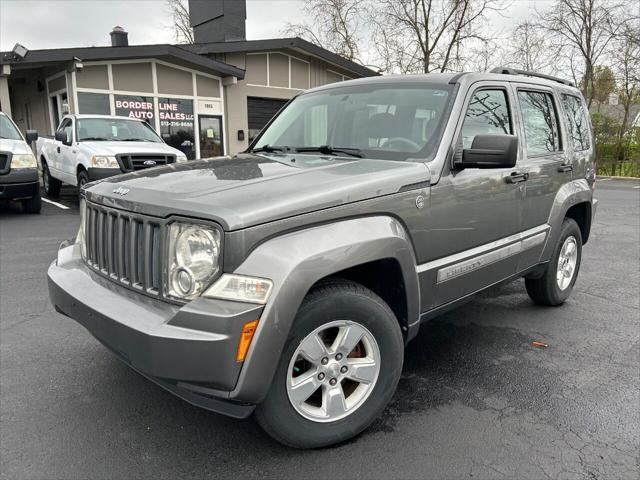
[460,86,514,150]
[515,87,564,158]
[57,117,74,143]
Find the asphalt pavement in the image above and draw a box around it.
[1,179,638,479]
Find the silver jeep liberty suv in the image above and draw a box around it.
[48,68,597,448]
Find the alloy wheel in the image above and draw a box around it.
[557,236,578,290]
[286,320,380,423]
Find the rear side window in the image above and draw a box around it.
[518,90,561,156]
[561,94,590,151]
[461,89,511,149]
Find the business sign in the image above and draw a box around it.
[159,98,194,129]
[114,95,154,121]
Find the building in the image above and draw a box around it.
[0,0,378,158]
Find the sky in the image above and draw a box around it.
[0,0,552,52]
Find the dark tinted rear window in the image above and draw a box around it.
[561,94,591,151]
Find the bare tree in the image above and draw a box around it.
[503,21,561,74]
[612,22,640,164]
[167,0,194,44]
[537,0,623,107]
[371,0,506,74]
[282,0,366,61]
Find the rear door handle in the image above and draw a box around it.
[558,163,573,173]
[506,172,529,184]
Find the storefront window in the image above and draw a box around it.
[78,92,110,115]
[114,95,154,123]
[159,97,195,159]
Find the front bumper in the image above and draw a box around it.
[48,244,262,418]
[87,167,122,181]
[0,168,39,200]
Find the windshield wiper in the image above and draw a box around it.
[251,144,290,154]
[79,137,108,141]
[121,138,154,142]
[295,145,363,158]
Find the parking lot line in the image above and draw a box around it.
[42,198,70,210]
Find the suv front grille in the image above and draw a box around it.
[84,202,163,296]
[118,154,175,172]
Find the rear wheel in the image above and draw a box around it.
[255,280,404,448]
[525,218,582,306]
[21,191,41,214]
[42,161,61,197]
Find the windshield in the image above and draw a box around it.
[76,118,162,142]
[0,115,23,141]
[252,83,454,161]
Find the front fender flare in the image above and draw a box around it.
[228,215,420,404]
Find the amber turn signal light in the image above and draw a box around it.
[236,320,259,362]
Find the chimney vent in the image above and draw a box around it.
[189,0,246,43]
[110,26,129,47]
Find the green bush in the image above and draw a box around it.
[591,112,639,177]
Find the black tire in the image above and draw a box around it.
[42,161,61,197]
[77,170,90,196]
[255,279,404,448]
[21,191,41,214]
[525,218,582,306]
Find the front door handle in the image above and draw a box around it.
[558,163,573,173]
[506,172,529,184]
[56,146,61,154]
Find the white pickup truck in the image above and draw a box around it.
[37,115,187,196]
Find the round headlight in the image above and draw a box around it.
[175,227,219,281]
[167,223,221,301]
[173,267,195,295]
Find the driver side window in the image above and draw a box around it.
[57,119,73,143]
[461,89,512,149]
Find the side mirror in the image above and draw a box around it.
[456,134,518,169]
[55,130,72,146]
[25,130,38,144]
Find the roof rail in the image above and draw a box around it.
[490,67,575,87]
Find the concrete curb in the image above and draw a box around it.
[597,176,640,181]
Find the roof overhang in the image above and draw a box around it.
[187,37,380,78]
[0,44,245,79]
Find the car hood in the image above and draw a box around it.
[82,141,181,156]
[0,138,31,155]
[85,153,430,230]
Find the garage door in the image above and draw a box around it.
[247,97,288,141]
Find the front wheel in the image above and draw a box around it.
[525,218,582,306]
[42,162,61,197]
[255,280,404,448]
[77,170,90,196]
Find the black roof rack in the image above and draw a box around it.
[490,67,575,87]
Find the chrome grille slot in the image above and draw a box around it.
[121,217,130,282]
[117,154,175,172]
[84,202,164,298]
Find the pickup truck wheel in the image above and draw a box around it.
[42,162,61,197]
[77,170,90,195]
[255,280,403,448]
[21,191,41,214]
[525,218,582,306]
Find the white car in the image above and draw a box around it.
[37,115,187,196]
[0,112,40,213]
